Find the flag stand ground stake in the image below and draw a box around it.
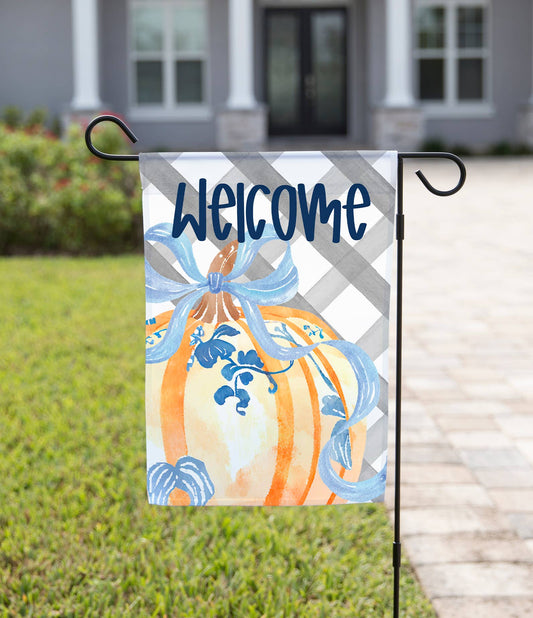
[85,117,467,616]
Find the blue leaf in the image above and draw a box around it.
[330,422,353,470]
[195,339,236,368]
[237,349,264,368]
[212,324,240,339]
[238,371,254,386]
[220,362,240,381]
[214,385,234,405]
[175,456,215,506]
[235,388,250,415]
[147,457,215,506]
[147,462,176,506]
[321,395,345,419]
[250,350,264,367]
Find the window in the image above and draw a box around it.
[130,0,209,114]
[414,1,490,109]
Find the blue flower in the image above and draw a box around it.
[189,325,204,346]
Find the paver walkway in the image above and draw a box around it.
[385,157,533,617]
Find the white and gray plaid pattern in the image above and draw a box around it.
[141,150,396,498]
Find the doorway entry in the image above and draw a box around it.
[265,7,347,136]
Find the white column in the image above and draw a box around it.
[227,0,256,109]
[383,0,415,107]
[70,0,102,110]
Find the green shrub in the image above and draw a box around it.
[486,140,514,156]
[2,105,23,128]
[421,137,447,153]
[513,142,533,155]
[25,107,49,129]
[449,143,473,157]
[0,120,141,255]
[485,141,533,156]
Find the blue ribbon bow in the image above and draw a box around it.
[145,223,386,502]
[145,223,299,364]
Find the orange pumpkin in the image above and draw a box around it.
[146,242,368,506]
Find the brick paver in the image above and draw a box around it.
[387,158,533,616]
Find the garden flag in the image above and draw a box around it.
[141,151,396,507]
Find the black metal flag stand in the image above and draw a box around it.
[393,154,466,616]
[86,116,466,617]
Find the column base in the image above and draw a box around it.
[216,106,267,151]
[516,104,533,148]
[372,107,425,151]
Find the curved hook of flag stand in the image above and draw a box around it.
[85,115,139,161]
[85,115,467,617]
[399,151,466,197]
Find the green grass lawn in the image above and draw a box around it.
[0,257,435,617]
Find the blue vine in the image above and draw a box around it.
[271,322,334,391]
[187,324,293,416]
[303,324,325,339]
[179,320,355,467]
[146,327,168,348]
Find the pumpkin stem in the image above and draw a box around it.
[192,240,241,323]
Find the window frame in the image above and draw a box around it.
[414,0,494,118]
[128,0,212,121]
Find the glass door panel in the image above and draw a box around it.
[311,10,346,133]
[265,8,347,136]
[266,12,301,132]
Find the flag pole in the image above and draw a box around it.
[83,119,467,614]
[393,153,465,617]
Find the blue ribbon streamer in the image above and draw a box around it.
[145,223,386,501]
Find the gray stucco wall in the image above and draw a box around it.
[364,0,533,150]
[99,0,385,149]
[0,0,531,149]
[418,0,532,149]
[100,0,228,150]
[0,0,73,121]
[100,0,129,116]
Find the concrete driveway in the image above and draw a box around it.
[386,157,533,617]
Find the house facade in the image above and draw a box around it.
[1,0,533,151]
